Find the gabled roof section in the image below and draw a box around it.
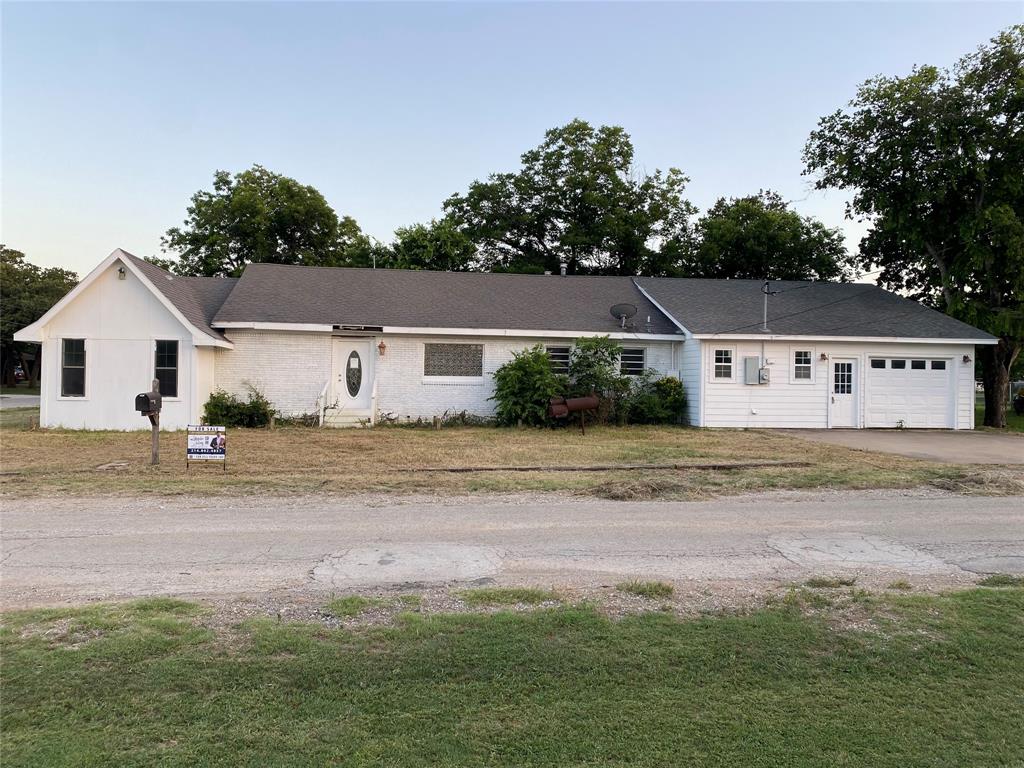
[121,252,237,344]
[213,263,680,335]
[14,249,236,347]
[635,278,996,342]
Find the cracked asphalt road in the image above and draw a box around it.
[2,490,1022,608]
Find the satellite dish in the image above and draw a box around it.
[610,303,638,328]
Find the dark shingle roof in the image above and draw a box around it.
[635,278,994,340]
[114,252,993,342]
[122,252,237,343]
[213,264,679,335]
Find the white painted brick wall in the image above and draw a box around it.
[374,335,676,421]
[214,330,332,416]
[211,330,678,422]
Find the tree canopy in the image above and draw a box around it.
[387,218,476,271]
[161,166,372,277]
[0,246,78,386]
[682,190,852,281]
[443,119,696,275]
[804,25,1024,427]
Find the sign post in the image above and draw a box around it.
[186,425,227,470]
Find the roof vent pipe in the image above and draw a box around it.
[559,263,567,276]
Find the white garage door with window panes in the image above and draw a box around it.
[866,357,954,428]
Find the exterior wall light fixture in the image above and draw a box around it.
[377,341,387,356]
[963,354,972,364]
[117,266,126,280]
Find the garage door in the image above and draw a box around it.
[865,357,954,428]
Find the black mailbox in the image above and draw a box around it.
[136,392,161,414]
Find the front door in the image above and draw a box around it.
[829,358,857,428]
[331,339,373,413]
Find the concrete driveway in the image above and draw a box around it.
[2,491,1021,608]
[789,429,1024,464]
[0,394,39,409]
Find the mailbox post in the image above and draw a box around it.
[136,379,163,465]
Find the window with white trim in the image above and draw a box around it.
[423,343,483,377]
[620,348,645,376]
[61,339,86,397]
[792,350,813,381]
[155,340,179,398]
[546,346,571,375]
[713,349,733,380]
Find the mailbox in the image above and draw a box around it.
[136,391,161,414]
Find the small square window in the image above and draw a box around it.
[714,349,733,379]
[911,360,926,370]
[620,348,645,376]
[870,359,886,369]
[890,359,907,370]
[931,360,946,370]
[546,346,571,375]
[793,350,812,380]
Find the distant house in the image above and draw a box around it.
[15,249,995,431]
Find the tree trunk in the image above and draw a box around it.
[980,337,1020,428]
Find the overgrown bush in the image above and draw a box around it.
[490,338,687,427]
[568,337,623,398]
[203,385,275,428]
[624,374,688,424]
[490,345,566,426]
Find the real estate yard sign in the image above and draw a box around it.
[186,425,226,469]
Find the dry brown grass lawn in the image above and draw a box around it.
[3,407,1012,499]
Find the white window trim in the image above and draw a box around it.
[421,342,486,384]
[709,346,737,383]
[620,347,647,377]
[152,337,183,402]
[56,336,89,401]
[789,346,816,385]
[546,345,572,375]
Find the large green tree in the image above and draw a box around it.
[444,119,695,275]
[682,190,853,280]
[0,246,78,387]
[804,26,1024,427]
[161,165,370,276]
[387,219,477,271]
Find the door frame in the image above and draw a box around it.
[827,357,859,428]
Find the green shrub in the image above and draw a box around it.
[490,345,565,426]
[623,373,687,425]
[203,385,275,428]
[568,336,624,398]
[490,339,688,428]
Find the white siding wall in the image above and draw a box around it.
[374,335,675,421]
[214,329,332,416]
[36,262,199,430]
[698,340,976,429]
[677,339,701,426]
[195,347,216,419]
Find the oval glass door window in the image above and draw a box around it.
[346,351,362,396]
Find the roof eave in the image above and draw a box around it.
[691,332,997,345]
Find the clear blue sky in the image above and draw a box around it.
[2,1,1021,275]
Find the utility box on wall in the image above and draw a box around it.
[744,357,770,385]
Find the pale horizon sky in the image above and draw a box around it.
[2,1,1021,276]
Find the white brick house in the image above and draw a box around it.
[16,249,996,430]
